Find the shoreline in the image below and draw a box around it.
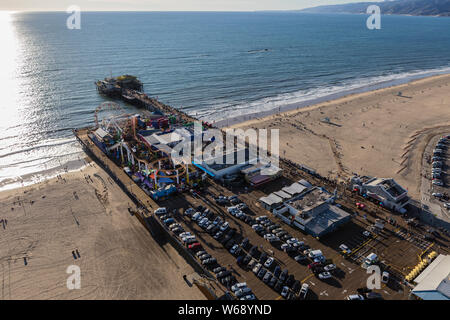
[215,69,450,128]
[226,72,450,130]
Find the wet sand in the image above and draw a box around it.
[0,162,204,300]
[228,73,450,199]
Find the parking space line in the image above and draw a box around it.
[301,273,314,284]
[347,234,378,258]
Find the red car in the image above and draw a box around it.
[308,262,322,269]
[188,242,201,250]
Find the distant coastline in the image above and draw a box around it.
[298,0,450,17]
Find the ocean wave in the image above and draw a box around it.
[0,136,78,159]
[199,65,450,124]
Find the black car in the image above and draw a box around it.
[227,228,236,237]
[210,225,220,235]
[287,291,296,300]
[213,266,226,274]
[249,246,260,258]
[259,252,268,264]
[242,254,252,265]
[225,239,235,250]
[257,268,267,279]
[269,276,278,288]
[273,266,281,278]
[274,280,283,292]
[221,234,232,245]
[365,292,383,300]
[279,269,288,282]
[286,274,295,287]
[256,229,266,236]
[217,270,231,279]
[292,280,301,293]
[241,238,249,249]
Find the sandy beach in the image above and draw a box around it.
[229,73,450,200]
[0,161,204,300]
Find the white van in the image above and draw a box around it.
[362,253,378,269]
[308,249,323,259]
[154,207,167,215]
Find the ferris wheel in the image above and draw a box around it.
[94,101,131,134]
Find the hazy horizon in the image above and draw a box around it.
[0,0,380,12]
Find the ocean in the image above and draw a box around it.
[1,11,450,190]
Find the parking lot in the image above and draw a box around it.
[425,134,450,209]
[152,175,437,300]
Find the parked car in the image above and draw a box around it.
[259,252,268,264]
[247,258,257,270]
[347,294,365,300]
[202,258,217,265]
[294,254,308,263]
[432,180,444,186]
[286,274,295,287]
[231,282,247,292]
[242,254,252,265]
[217,270,231,279]
[318,272,332,280]
[188,242,201,250]
[263,271,272,283]
[257,268,267,279]
[240,294,256,301]
[292,280,301,294]
[381,271,389,284]
[241,238,250,249]
[213,266,226,274]
[273,266,281,278]
[299,283,309,299]
[269,276,278,288]
[264,257,274,268]
[184,208,195,216]
[253,263,262,274]
[249,246,259,257]
[274,280,283,293]
[324,264,337,272]
[199,253,211,260]
[365,292,383,300]
[163,218,175,225]
[220,222,230,232]
[235,287,252,298]
[281,286,290,298]
[154,207,167,215]
[279,269,288,282]
[230,244,240,255]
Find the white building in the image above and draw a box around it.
[351,176,409,213]
[411,254,450,300]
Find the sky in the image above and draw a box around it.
[0,0,381,12]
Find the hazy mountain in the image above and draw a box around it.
[300,0,450,16]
